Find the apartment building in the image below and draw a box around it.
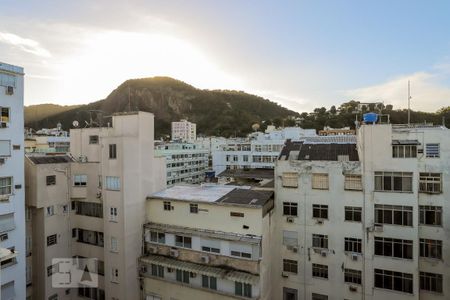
[273,123,449,300]
[155,142,209,186]
[139,184,274,300]
[0,62,26,300]
[171,119,196,142]
[212,127,316,175]
[25,111,166,300]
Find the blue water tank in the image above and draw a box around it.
[363,112,378,123]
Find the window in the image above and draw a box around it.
[46,175,56,186]
[75,201,103,218]
[0,107,10,126]
[420,239,442,259]
[392,145,417,158]
[283,259,298,274]
[419,173,442,194]
[312,234,328,249]
[150,231,165,244]
[76,229,104,247]
[344,238,362,253]
[345,207,361,222]
[426,143,440,158]
[176,269,190,283]
[46,206,54,216]
[283,288,298,300]
[243,155,249,162]
[283,230,298,246]
[73,175,87,186]
[420,272,442,293]
[110,237,118,252]
[235,282,252,298]
[230,250,252,259]
[0,177,12,195]
[109,207,118,222]
[283,202,298,216]
[190,203,198,213]
[109,144,117,159]
[175,235,192,248]
[151,264,164,278]
[47,234,57,246]
[201,238,220,253]
[419,206,442,226]
[312,204,328,219]
[374,171,412,192]
[311,294,328,300]
[345,268,362,284]
[202,275,217,290]
[374,269,413,294]
[89,135,99,144]
[48,294,58,300]
[47,263,59,276]
[163,201,172,211]
[374,237,412,259]
[312,263,328,279]
[312,173,329,190]
[282,172,298,188]
[0,140,10,157]
[344,175,362,190]
[375,204,413,226]
[230,211,244,217]
[111,267,119,283]
[105,176,120,190]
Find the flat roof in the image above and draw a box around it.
[27,155,73,164]
[217,168,274,179]
[150,184,273,207]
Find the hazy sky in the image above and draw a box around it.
[1,0,450,112]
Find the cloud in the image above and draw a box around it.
[344,69,450,112]
[0,31,51,57]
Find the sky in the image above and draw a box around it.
[1,0,450,113]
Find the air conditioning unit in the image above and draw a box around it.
[321,250,327,257]
[0,195,9,202]
[5,86,13,95]
[200,255,210,264]
[351,253,358,261]
[140,265,147,273]
[0,233,8,241]
[148,246,158,254]
[374,224,384,232]
[349,285,358,292]
[167,267,174,273]
[0,158,6,164]
[0,122,7,128]
[170,249,179,258]
[316,219,324,224]
[292,247,298,253]
[282,272,289,278]
[286,216,294,223]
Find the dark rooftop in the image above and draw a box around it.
[217,168,274,180]
[27,155,73,164]
[279,139,359,161]
[216,188,273,206]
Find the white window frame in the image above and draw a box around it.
[110,237,118,252]
[73,174,87,186]
[282,172,298,188]
[105,176,120,191]
[109,207,118,222]
[0,176,12,196]
[344,175,362,191]
[312,173,329,190]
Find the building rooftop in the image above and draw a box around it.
[150,184,273,207]
[217,168,274,179]
[279,138,359,161]
[27,155,73,164]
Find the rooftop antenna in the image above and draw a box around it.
[407,80,412,125]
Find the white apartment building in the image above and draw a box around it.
[171,119,196,142]
[213,127,316,175]
[139,184,274,300]
[25,111,166,300]
[0,62,26,300]
[155,142,209,186]
[272,123,449,300]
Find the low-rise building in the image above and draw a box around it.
[139,184,274,300]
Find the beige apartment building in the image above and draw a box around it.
[138,184,274,300]
[272,123,449,300]
[25,111,166,300]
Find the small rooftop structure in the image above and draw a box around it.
[150,184,273,207]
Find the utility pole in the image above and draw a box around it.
[407,80,411,125]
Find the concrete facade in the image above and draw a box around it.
[0,62,26,300]
[171,119,196,142]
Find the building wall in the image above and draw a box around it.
[0,62,25,300]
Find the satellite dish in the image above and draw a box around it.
[72,120,79,128]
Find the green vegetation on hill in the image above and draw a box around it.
[25,77,299,138]
[25,104,81,124]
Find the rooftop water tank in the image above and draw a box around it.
[363,112,378,123]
